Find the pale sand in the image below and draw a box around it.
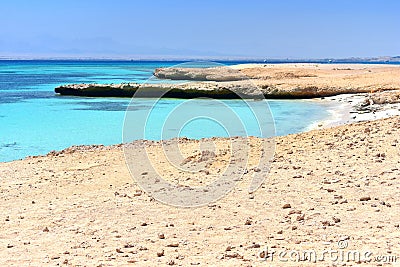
[1,116,400,266]
[236,63,400,95]
[309,93,400,130]
[231,63,400,70]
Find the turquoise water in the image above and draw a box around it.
[0,60,332,162]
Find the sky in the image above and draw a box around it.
[1,0,399,59]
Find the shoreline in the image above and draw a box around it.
[308,92,400,131]
[2,92,399,163]
[1,115,400,265]
[2,63,400,265]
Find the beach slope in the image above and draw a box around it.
[1,116,399,265]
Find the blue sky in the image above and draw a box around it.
[1,0,399,58]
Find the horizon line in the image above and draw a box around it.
[0,55,399,62]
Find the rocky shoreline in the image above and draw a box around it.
[2,63,400,265]
[55,63,400,99]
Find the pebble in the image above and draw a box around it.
[288,209,301,215]
[124,243,135,248]
[157,250,164,257]
[158,233,165,239]
[296,214,305,221]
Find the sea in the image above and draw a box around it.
[0,60,339,162]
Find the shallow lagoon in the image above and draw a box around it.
[0,61,331,162]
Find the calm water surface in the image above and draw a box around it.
[0,60,333,162]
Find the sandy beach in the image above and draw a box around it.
[1,109,400,265]
[2,64,400,266]
[2,0,400,265]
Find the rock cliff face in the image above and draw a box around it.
[55,82,256,99]
[55,64,400,99]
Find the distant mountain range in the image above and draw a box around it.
[0,56,399,63]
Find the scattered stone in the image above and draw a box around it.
[288,210,302,215]
[296,214,305,221]
[167,243,179,248]
[158,233,165,239]
[43,227,49,232]
[116,248,123,253]
[224,252,243,259]
[360,196,371,201]
[282,204,291,209]
[322,220,334,226]
[249,243,260,248]
[244,218,252,225]
[157,250,164,257]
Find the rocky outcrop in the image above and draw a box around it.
[55,81,259,99]
[365,90,400,105]
[55,81,400,99]
[55,64,400,99]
